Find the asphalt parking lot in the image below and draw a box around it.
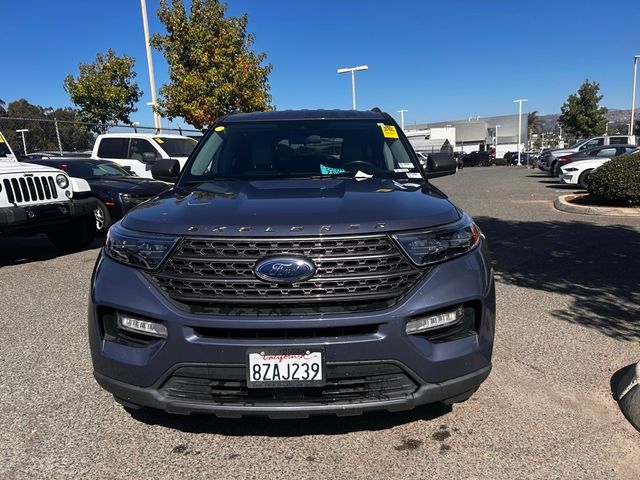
[1,167,639,479]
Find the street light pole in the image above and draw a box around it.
[630,55,640,136]
[495,124,501,156]
[514,99,528,166]
[397,109,408,130]
[337,65,368,110]
[141,0,161,131]
[606,121,614,135]
[16,129,29,157]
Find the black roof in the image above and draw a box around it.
[222,109,386,123]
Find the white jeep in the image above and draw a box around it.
[0,132,98,250]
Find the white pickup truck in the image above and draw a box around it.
[0,132,97,250]
[91,133,198,178]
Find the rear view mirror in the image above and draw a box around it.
[151,158,180,183]
[424,153,458,178]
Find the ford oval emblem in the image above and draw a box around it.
[254,256,316,284]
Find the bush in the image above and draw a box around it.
[587,152,640,206]
[493,157,507,166]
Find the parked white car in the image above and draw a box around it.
[0,132,97,250]
[91,133,198,178]
[560,147,640,188]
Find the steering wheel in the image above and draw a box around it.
[341,160,378,172]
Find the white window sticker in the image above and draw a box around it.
[407,172,423,179]
[399,163,413,169]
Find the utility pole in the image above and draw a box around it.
[495,124,501,156]
[630,55,640,136]
[514,99,528,166]
[141,0,161,131]
[397,109,408,130]
[337,66,368,110]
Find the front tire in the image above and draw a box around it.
[47,214,96,251]
[551,161,560,176]
[94,199,113,233]
[578,169,593,189]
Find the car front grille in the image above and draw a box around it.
[2,175,59,204]
[148,234,426,313]
[160,363,419,405]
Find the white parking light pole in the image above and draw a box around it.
[494,124,501,153]
[514,99,528,166]
[630,55,640,136]
[605,121,614,135]
[141,0,161,131]
[337,65,368,110]
[16,129,29,156]
[397,109,408,130]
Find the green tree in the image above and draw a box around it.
[558,80,608,138]
[151,0,272,128]
[64,49,142,132]
[527,111,543,136]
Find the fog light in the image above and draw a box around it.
[117,313,167,338]
[406,306,464,335]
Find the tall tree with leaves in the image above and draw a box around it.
[527,110,543,136]
[151,0,272,128]
[64,49,143,132]
[558,80,608,138]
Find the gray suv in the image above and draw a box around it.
[88,109,495,418]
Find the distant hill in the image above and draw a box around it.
[539,108,638,133]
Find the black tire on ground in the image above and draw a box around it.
[550,161,559,176]
[94,198,113,233]
[578,169,593,189]
[46,214,96,251]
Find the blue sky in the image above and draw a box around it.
[3,0,640,129]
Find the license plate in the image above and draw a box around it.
[247,349,324,388]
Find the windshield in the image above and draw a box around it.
[569,139,587,149]
[55,161,132,178]
[0,137,13,158]
[153,137,197,157]
[181,120,421,184]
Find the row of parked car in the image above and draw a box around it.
[0,131,199,250]
[536,134,637,188]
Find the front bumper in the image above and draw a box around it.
[89,241,495,417]
[560,173,578,185]
[0,197,97,233]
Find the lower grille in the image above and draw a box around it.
[193,323,379,340]
[161,363,418,405]
[2,175,58,204]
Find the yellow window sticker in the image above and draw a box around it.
[214,126,225,132]
[0,137,4,143]
[154,137,164,143]
[380,125,398,139]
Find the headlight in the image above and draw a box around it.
[392,215,480,267]
[55,174,69,189]
[105,222,179,270]
[120,193,146,205]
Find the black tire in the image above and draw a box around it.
[550,161,559,176]
[46,214,96,251]
[94,198,113,234]
[578,169,593,189]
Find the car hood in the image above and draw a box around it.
[564,158,609,169]
[89,176,169,193]
[0,160,65,175]
[121,178,461,236]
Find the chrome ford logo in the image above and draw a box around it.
[254,256,316,284]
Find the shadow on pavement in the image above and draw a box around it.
[0,235,103,267]
[475,216,640,341]
[128,402,452,436]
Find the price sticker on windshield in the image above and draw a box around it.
[380,125,399,139]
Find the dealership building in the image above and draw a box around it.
[404,113,528,158]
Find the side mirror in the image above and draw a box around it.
[424,153,458,178]
[121,165,133,173]
[151,158,180,183]
[142,151,158,163]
